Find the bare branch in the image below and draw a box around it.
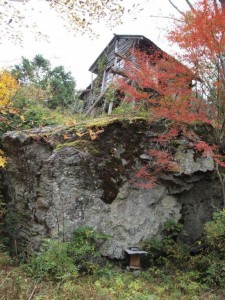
[168,0,185,16]
[185,0,196,12]
[219,0,225,12]
[146,14,184,22]
[27,285,38,300]
[213,0,219,12]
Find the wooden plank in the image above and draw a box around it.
[115,51,127,60]
[84,88,108,116]
[130,254,141,269]
[110,67,127,77]
[101,70,107,92]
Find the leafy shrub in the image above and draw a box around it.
[27,227,108,281]
[186,210,225,287]
[4,105,56,131]
[113,101,134,115]
[198,210,225,287]
[68,226,108,274]
[162,219,184,240]
[94,270,146,299]
[174,270,203,292]
[27,239,77,281]
[0,252,11,267]
[142,214,225,288]
[7,105,78,131]
[0,191,6,255]
[205,209,225,249]
[4,208,26,263]
[203,258,225,286]
[104,86,118,104]
[142,220,189,268]
[23,106,57,127]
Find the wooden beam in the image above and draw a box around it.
[110,66,127,77]
[78,88,92,93]
[84,89,108,116]
[91,72,94,90]
[114,40,118,67]
[114,51,126,61]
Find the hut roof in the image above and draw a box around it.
[89,34,160,74]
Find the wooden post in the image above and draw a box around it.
[114,39,118,67]
[101,70,106,93]
[91,72,94,90]
[91,72,94,104]
[84,89,108,116]
[107,39,118,115]
[108,101,114,115]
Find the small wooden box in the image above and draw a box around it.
[125,247,148,269]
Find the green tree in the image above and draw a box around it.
[12,55,50,86]
[12,57,35,85]
[12,55,76,109]
[48,66,75,109]
[32,54,51,86]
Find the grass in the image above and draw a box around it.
[54,140,99,154]
[14,110,149,152]
[0,253,224,300]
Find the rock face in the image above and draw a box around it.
[2,120,223,258]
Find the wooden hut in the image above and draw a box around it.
[79,34,161,115]
[79,34,194,116]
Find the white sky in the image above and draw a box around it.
[0,0,189,89]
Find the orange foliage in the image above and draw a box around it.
[133,149,180,189]
[169,0,225,61]
[116,49,210,126]
[116,1,225,189]
[169,0,225,140]
[134,165,157,189]
[195,141,225,168]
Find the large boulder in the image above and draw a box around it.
[2,119,222,258]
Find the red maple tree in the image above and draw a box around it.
[116,0,225,205]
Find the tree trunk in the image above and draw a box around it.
[219,0,225,12]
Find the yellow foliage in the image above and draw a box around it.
[0,70,18,109]
[0,70,19,168]
[0,150,6,168]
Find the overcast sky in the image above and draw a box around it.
[0,0,189,89]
